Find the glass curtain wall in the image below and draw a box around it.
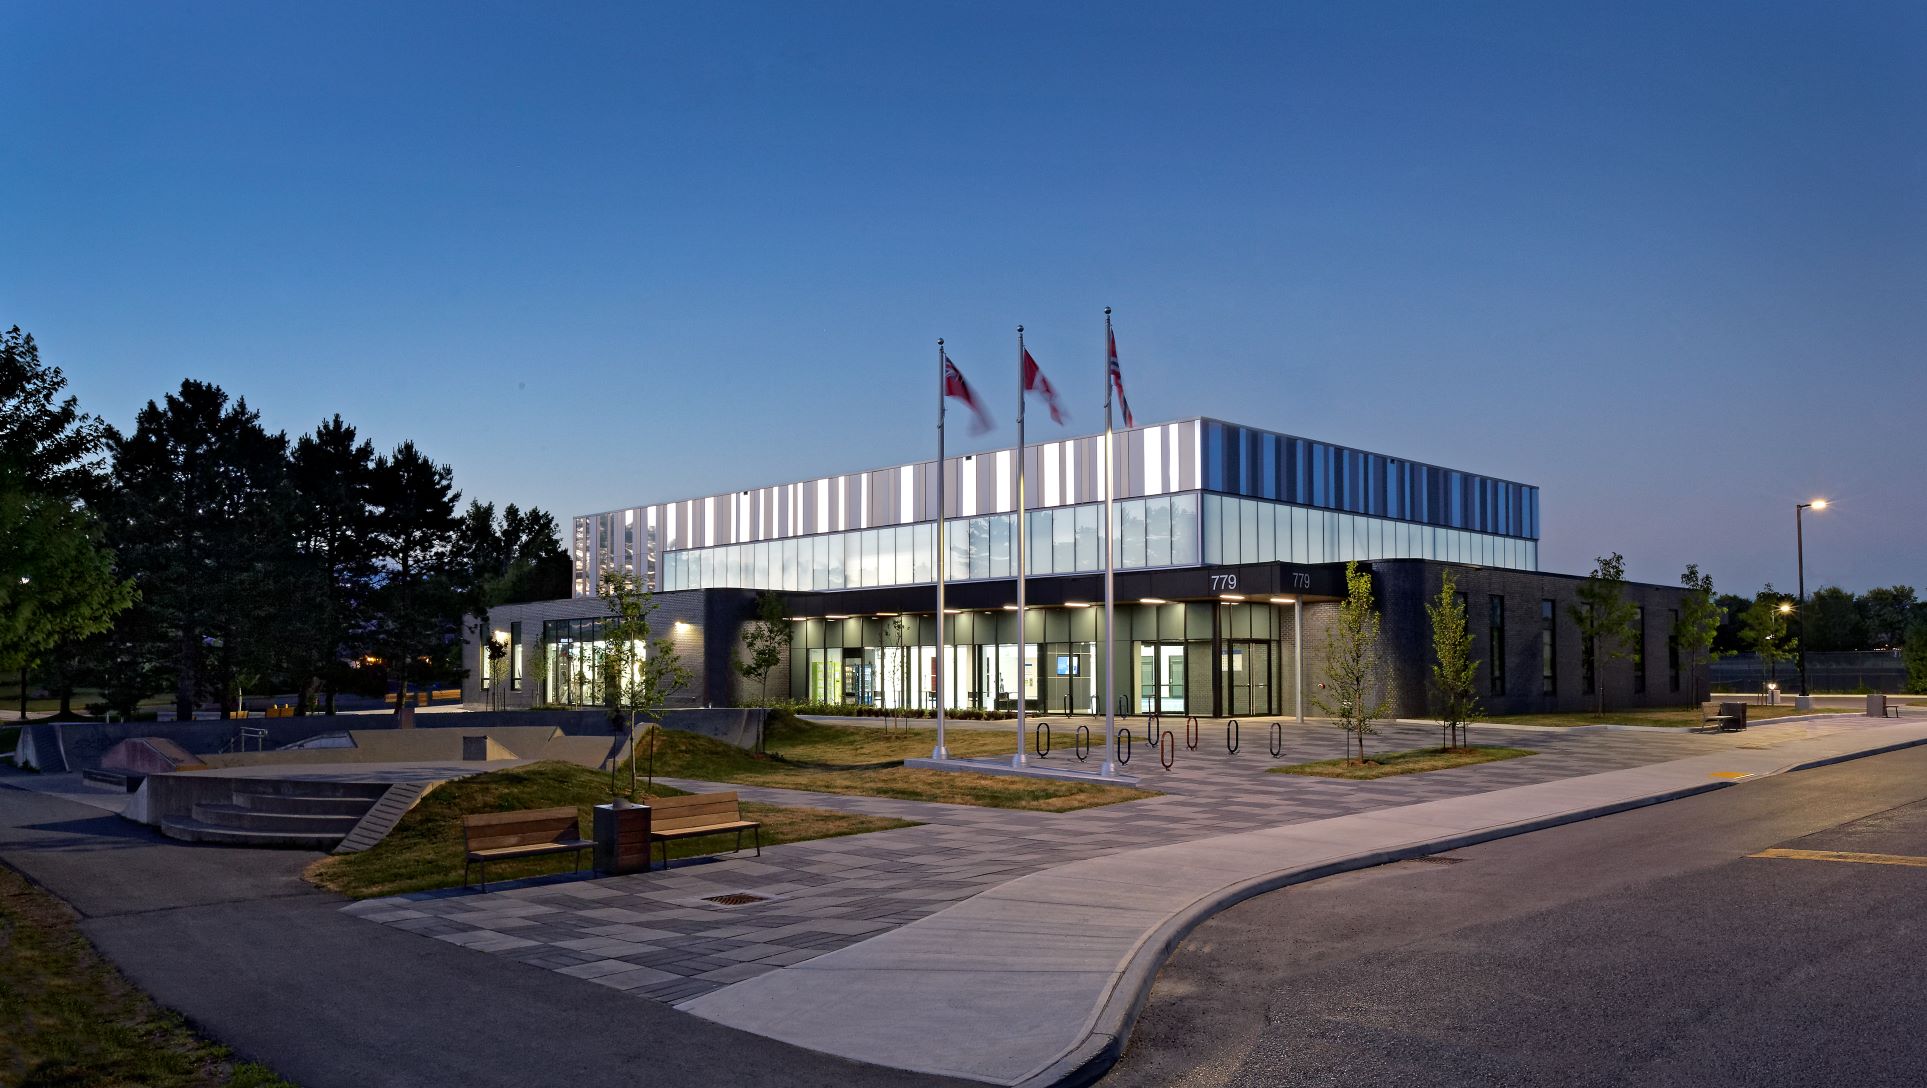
[1201,494,1538,571]
[790,601,1289,718]
[540,617,645,707]
[663,494,1201,593]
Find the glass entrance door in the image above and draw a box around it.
[1135,643,1187,714]
[1221,641,1272,717]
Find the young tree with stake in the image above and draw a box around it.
[732,592,791,703]
[1568,553,1638,715]
[1313,562,1391,762]
[1427,570,1481,750]
[598,571,691,797]
[1673,565,1725,706]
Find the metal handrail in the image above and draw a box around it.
[1034,721,1051,758]
[1075,724,1091,762]
[1226,718,1240,754]
[1116,727,1133,766]
[1159,729,1175,770]
[1269,721,1283,758]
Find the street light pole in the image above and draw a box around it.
[1794,499,1828,706]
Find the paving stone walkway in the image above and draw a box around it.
[343,716,1862,1005]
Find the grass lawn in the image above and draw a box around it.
[0,864,296,1088]
[645,712,1157,812]
[1481,705,1849,728]
[1270,745,1537,780]
[304,761,917,899]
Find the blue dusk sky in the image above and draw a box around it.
[4,1,1922,595]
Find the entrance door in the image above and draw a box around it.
[1136,643,1187,714]
[1221,641,1271,717]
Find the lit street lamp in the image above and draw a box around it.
[1795,499,1828,706]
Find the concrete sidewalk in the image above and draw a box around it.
[680,717,1927,1087]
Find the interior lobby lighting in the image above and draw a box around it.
[1139,597,1167,604]
[944,608,963,614]
[825,614,849,620]
[874,611,899,617]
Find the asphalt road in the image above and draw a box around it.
[0,774,970,1088]
[1103,743,1927,1088]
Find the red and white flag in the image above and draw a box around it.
[1021,348,1066,425]
[1107,325,1135,428]
[942,350,994,435]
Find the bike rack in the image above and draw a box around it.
[1269,720,1283,758]
[1185,715,1199,750]
[1075,724,1091,762]
[1034,721,1051,758]
[1226,718,1240,754]
[1116,727,1133,766]
[1159,729,1175,770]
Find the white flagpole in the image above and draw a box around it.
[1101,308,1117,777]
[933,339,949,761]
[1013,326,1028,768]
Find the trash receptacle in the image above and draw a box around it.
[593,802,651,875]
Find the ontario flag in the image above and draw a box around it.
[1021,348,1066,425]
[942,350,994,436]
[1107,323,1135,428]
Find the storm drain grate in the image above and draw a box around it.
[702,892,770,907]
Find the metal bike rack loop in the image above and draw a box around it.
[1074,724,1091,762]
[1159,729,1175,770]
[1185,715,1199,751]
[1034,721,1051,758]
[1269,720,1283,758]
[1226,718,1240,754]
[1116,727,1133,766]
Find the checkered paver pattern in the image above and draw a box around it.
[343,716,1870,1004]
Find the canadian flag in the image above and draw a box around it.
[942,351,994,436]
[1021,348,1066,425]
[1107,325,1135,428]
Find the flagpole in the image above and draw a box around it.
[1013,326,1029,768]
[1101,308,1117,777]
[933,339,948,761]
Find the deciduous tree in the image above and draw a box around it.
[1427,570,1480,750]
[1313,561,1390,762]
[1673,564,1725,706]
[1568,553,1637,714]
[597,570,691,795]
[734,592,791,703]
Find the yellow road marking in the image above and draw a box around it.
[1749,848,1927,869]
[1708,771,1752,779]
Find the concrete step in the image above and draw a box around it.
[159,816,345,850]
[234,792,372,816]
[229,778,389,801]
[190,802,362,835]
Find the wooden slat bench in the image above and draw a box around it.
[649,792,762,871]
[1698,701,1749,733]
[462,806,593,890]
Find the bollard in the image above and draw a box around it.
[1227,718,1240,754]
[1269,720,1283,758]
[1075,724,1091,762]
[1160,729,1175,770]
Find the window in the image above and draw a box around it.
[1488,595,1506,696]
[1581,606,1596,696]
[510,621,523,691]
[1539,600,1554,696]
[1633,606,1647,695]
[1668,609,1681,693]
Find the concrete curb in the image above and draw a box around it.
[1017,729,1927,1088]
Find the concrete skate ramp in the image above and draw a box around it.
[101,737,206,775]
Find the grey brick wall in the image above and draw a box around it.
[1369,559,1702,718]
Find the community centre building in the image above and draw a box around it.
[463,418,1701,720]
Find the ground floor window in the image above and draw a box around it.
[541,617,645,706]
[789,601,1293,718]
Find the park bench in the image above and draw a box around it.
[461,806,593,890]
[648,791,762,871]
[1699,701,1748,733]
